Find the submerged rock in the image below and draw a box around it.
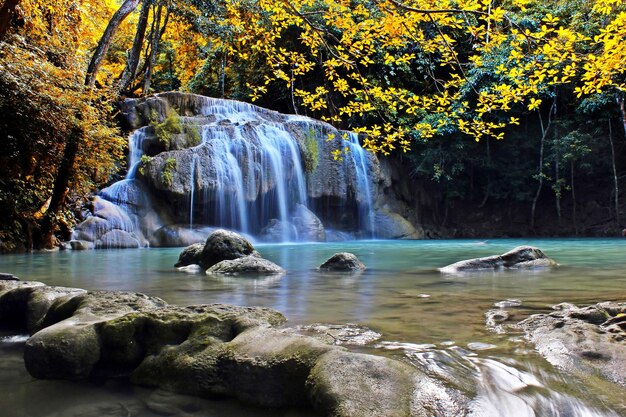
[516,301,626,387]
[207,255,285,275]
[319,253,366,272]
[439,246,556,273]
[285,323,381,346]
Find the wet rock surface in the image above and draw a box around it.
[319,252,366,272]
[284,323,382,346]
[175,242,205,268]
[0,278,471,416]
[176,230,284,275]
[206,255,285,275]
[199,229,259,269]
[516,301,626,387]
[439,246,556,273]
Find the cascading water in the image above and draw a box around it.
[189,153,197,229]
[85,93,382,245]
[345,132,375,238]
[126,128,147,180]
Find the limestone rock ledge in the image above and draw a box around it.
[0,279,469,416]
[516,301,626,388]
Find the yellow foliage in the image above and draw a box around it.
[214,0,626,154]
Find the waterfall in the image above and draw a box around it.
[345,132,375,238]
[87,93,386,245]
[189,153,197,230]
[126,129,147,180]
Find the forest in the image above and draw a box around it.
[0,0,625,251]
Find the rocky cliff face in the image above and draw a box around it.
[73,92,422,247]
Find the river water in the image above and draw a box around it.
[1,238,625,416]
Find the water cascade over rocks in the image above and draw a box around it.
[73,92,423,247]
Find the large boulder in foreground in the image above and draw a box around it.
[206,255,285,275]
[319,253,366,272]
[439,246,556,274]
[517,301,626,387]
[0,280,469,416]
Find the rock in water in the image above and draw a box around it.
[206,255,285,275]
[517,301,626,387]
[292,204,326,242]
[95,230,141,249]
[319,253,366,271]
[0,281,470,416]
[439,245,556,273]
[174,243,204,267]
[199,229,258,268]
[260,219,297,242]
[0,273,18,281]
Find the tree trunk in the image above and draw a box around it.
[39,124,83,248]
[608,119,620,226]
[531,99,556,230]
[143,3,168,95]
[0,0,20,41]
[85,0,141,87]
[571,159,578,235]
[554,128,561,221]
[618,93,626,138]
[118,0,151,93]
[220,55,226,98]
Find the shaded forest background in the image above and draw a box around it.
[0,0,625,251]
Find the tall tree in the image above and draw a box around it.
[118,0,152,93]
[85,0,141,87]
[0,0,20,41]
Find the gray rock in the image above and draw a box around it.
[285,323,381,346]
[292,204,325,242]
[72,216,110,242]
[0,280,46,331]
[1,281,469,415]
[176,264,203,274]
[199,229,258,269]
[319,253,365,272]
[517,301,626,387]
[307,350,468,416]
[439,245,556,273]
[260,219,297,242]
[206,255,285,275]
[371,209,423,239]
[95,230,141,249]
[70,240,94,250]
[150,225,215,247]
[0,273,18,281]
[174,243,205,268]
[24,290,167,379]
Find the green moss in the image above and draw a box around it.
[303,128,319,173]
[151,109,182,149]
[138,155,153,176]
[162,157,177,186]
[186,125,201,147]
